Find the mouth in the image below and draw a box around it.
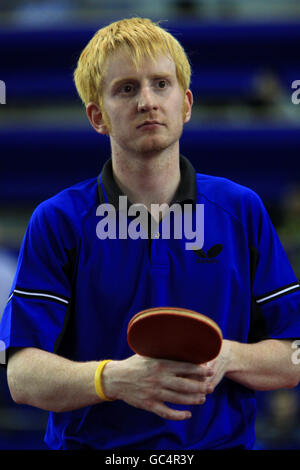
[137,120,164,129]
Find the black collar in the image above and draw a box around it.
[97,155,197,209]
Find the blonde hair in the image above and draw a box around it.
[73,17,191,110]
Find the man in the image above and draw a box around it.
[1,17,300,450]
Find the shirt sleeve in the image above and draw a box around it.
[247,191,300,340]
[0,198,77,356]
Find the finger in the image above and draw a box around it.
[147,401,192,421]
[180,371,213,381]
[144,357,214,380]
[159,388,207,406]
[171,361,214,379]
[161,375,210,394]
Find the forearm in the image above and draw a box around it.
[7,348,102,412]
[7,348,215,420]
[225,339,299,391]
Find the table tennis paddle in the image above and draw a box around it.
[127,307,222,364]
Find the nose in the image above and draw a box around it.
[137,85,158,113]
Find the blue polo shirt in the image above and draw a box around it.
[1,156,299,450]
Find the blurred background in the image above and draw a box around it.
[0,0,299,450]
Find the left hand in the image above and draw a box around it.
[183,340,232,396]
[204,340,232,393]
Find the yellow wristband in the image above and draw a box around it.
[94,360,113,401]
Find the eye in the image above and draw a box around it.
[157,80,168,89]
[120,84,134,94]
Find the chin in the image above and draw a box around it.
[139,145,168,155]
[137,137,176,155]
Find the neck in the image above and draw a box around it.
[111,147,181,211]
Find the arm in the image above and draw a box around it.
[7,348,101,412]
[7,347,213,420]
[207,339,300,392]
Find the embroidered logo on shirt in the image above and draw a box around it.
[193,244,223,263]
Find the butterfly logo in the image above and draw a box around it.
[193,244,223,263]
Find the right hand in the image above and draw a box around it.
[101,354,214,420]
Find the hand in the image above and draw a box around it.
[102,354,214,420]
[205,339,232,392]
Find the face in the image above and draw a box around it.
[87,48,193,157]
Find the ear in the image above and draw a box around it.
[86,102,109,135]
[183,89,193,124]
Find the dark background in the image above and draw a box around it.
[0,0,299,450]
